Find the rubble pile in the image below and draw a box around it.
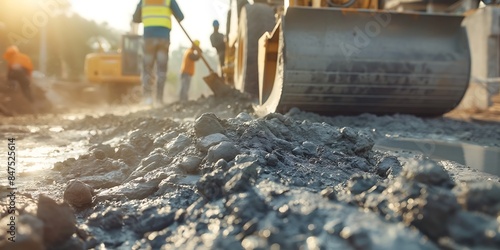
[1,92,499,249]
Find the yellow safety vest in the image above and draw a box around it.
[142,0,172,29]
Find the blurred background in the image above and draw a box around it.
[0,0,228,108]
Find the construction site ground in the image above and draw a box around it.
[1,79,500,249]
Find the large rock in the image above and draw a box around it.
[36,195,76,247]
[63,180,94,209]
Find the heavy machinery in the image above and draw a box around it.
[84,35,142,103]
[224,0,478,116]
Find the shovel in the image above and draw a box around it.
[176,20,232,97]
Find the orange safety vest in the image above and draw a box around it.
[181,48,198,76]
[3,48,33,75]
[142,0,172,29]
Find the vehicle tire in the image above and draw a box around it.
[234,3,275,96]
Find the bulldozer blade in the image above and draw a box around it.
[257,7,470,116]
[203,72,233,97]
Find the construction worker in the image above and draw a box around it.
[179,40,201,102]
[133,0,184,106]
[2,46,34,103]
[210,20,225,75]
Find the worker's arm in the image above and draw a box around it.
[171,0,184,22]
[132,0,142,23]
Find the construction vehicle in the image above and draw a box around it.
[224,0,478,116]
[84,34,142,103]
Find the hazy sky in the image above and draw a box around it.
[69,0,229,50]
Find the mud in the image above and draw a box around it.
[1,94,500,249]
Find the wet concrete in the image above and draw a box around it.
[375,138,500,176]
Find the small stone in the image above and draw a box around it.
[63,180,94,209]
[97,179,159,200]
[376,156,401,177]
[179,156,202,174]
[265,153,279,167]
[403,159,454,188]
[141,153,165,168]
[340,127,357,141]
[347,174,378,195]
[197,133,230,152]
[235,112,253,122]
[206,142,240,163]
[225,172,252,194]
[214,159,229,170]
[129,133,153,153]
[194,113,225,137]
[92,149,106,160]
[302,141,317,155]
[90,144,115,159]
[153,131,178,147]
[321,187,337,200]
[292,146,304,156]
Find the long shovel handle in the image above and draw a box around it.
[176,19,216,73]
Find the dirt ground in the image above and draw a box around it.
[0,74,55,116]
[0,88,500,249]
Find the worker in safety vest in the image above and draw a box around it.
[210,20,225,76]
[2,46,34,103]
[179,40,201,102]
[133,0,184,106]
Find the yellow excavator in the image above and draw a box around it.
[84,35,142,103]
[224,0,475,116]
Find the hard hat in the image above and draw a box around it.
[213,20,219,27]
[193,40,200,46]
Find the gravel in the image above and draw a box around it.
[1,93,499,249]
